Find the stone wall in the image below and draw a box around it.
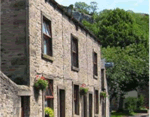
[0,71,31,117]
[28,0,109,117]
[1,0,28,85]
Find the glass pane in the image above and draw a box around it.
[44,39,47,54]
[43,20,51,37]
[72,39,77,52]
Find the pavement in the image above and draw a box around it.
[123,113,149,117]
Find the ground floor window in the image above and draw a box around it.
[45,80,54,117]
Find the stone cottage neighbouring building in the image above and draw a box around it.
[1,0,109,117]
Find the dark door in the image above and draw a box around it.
[89,94,93,117]
[21,97,24,117]
[60,89,65,117]
[84,95,87,117]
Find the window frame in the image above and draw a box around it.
[45,80,54,110]
[41,13,53,62]
[71,34,79,72]
[93,51,98,78]
[101,69,105,90]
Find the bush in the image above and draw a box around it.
[137,95,144,110]
[45,107,54,117]
[124,97,137,113]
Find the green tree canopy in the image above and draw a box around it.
[82,8,149,101]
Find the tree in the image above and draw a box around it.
[82,8,149,110]
[90,1,98,14]
[74,1,98,15]
[74,2,90,14]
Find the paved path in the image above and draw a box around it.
[123,113,149,117]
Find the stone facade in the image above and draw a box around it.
[1,0,109,117]
[0,71,31,117]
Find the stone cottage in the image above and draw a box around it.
[1,0,109,117]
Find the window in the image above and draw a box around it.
[71,36,79,69]
[74,85,79,115]
[93,52,98,76]
[101,69,105,90]
[89,94,93,117]
[45,80,54,109]
[42,17,52,56]
[94,90,99,114]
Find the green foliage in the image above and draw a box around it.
[45,107,54,117]
[124,97,137,113]
[34,79,48,90]
[82,7,149,102]
[74,1,98,15]
[137,95,144,110]
[80,87,88,95]
[100,91,107,98]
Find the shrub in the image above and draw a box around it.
[124,97,137,113]
[34,75,48,90]
[137,95,144,110]
[100,91,107,98]
[45,107,54,117]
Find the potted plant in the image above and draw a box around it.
[45,107,54,117]
[80,83,88,95]
[100,91,107,98]
[34,75,48,90]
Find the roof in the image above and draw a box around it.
[47,0,101,45]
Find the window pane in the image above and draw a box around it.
[44,39,47,54]
[72,39,77,52]
[43,20,51,37]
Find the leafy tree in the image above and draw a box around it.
[74,1,98,15]
[82,8,149,110]
[90,1,98,14]
[74,2,90,14]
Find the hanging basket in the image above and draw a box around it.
[45,107,54,117]
[34,75,48,90]
[80,87,88,95]
[100,91,107,98]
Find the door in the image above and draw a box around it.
[59,89,65,117]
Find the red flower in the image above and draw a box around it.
[41,76,45,80]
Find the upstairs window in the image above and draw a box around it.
[71,36,79,68]
[45,80,54,109]
[42,17,52,56]
[93,52,98,76]
[101,69,105,90]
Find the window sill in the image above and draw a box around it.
[94,114,99,117]
[71,66,79,72]
[42,54,54,62]
[93,75,98,79]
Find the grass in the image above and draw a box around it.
[111,111,136,117]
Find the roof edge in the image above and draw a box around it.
[47,0,101,45]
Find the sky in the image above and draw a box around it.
[55,0,149,14]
